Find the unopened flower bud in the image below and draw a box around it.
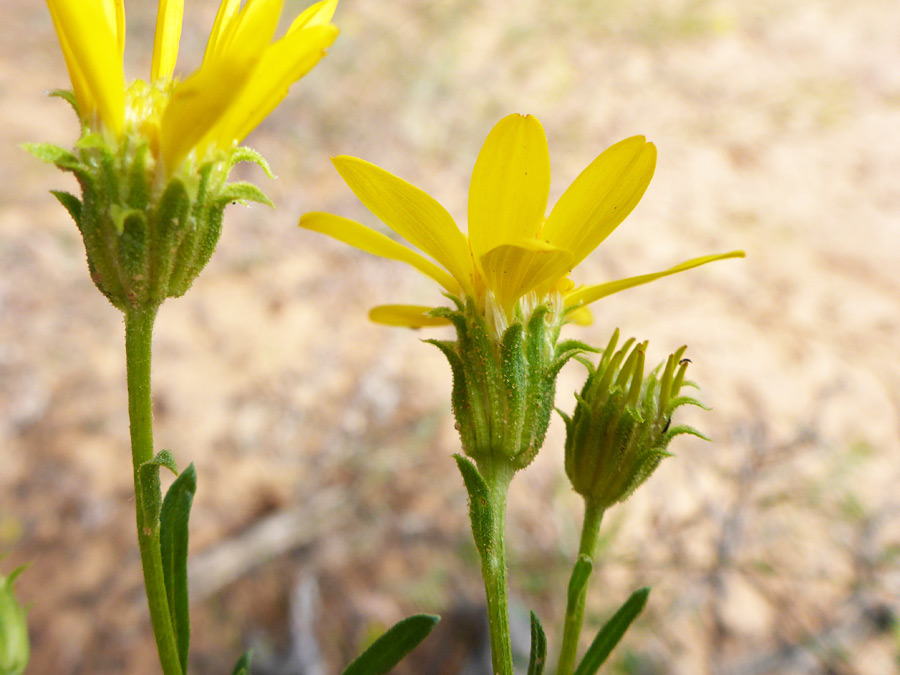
[562,330,708,509]
[0,566,29,675]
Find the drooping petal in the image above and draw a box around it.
[208,24,338,147]
[332,156,475,295]
[288,0,338,31]
[564,251,746,309]
[480,240,573,314]
[161,0,283,169]
[542,136,656,268]
[567,306,593,325]
[468,114,550,261]
[369,305,452,328]
[299,212,459,294]
[46,0,125,134]
[151,0,184,82]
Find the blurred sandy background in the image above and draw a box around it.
[2,0,899,673]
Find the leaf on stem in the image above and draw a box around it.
[160,463,197,675]
[567,554,593,608]
[527,611,547,675]
[341,614,440,675]
[137,449,178,536]
[573,587,650,675]
[453,454,494,560]
[231,649,252,675]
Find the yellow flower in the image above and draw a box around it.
[300,114,744,334]
[47,0,339,173]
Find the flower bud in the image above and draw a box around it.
[0,566,29,675]
[428,299,587,471]
[562,330,708,509]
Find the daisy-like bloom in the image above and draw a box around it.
[300,113,743,337]
[301,114,742,470]
[31,0,338,311]
[46,0,339,174]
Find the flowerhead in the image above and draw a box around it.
[46,0,339,175]
[300,113,743,338]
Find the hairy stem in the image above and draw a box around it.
[557,500,605,675]
[125,305,183,675]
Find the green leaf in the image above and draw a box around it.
[527,611,547,675]
[573,587,650,675]
[567,555,593,608]
[341,614,440,675]
[48,88,80,115]
[229,146,274,178]
[231,649,252,675]
[50,190,82,225]
[137,450,178,536]
[21,142,81,170]
[160,463,197,675]
[453,455,493,561]
[217,181,273,207]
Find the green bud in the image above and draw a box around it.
[562,330,709,509]
[0,566,29,675]
[24,109,272,312]
[427,299,587,471]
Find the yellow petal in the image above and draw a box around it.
[468,114,550,261]
[567,306,593,326]
[542,136,656,268]
[98,0,125,59]
[564,251,746,309]
[209,24,338,146]
[46,2,93,116]
[288,0,338,31]
[151,0,184,82]
[299,212,459,294]
[369,305,452,328]
[481,240,573,314]
[46,0,125,134]
[202,0,240,65]
[332,156,475,295]
[161,0,283,169]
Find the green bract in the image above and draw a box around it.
[562,330,709,509]
[24,99,272,312]
[427,299,589,471]
[0,566,29,675]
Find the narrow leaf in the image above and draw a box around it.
[229,146,274,177]
[50,190,82,225]
[217,181,273,207]
[231,649,253,675]
[573,587,651,675]
[453,455,493,560]
[567,555,593,608]
[160,464,197,675]
[137,450,179,536]
[341,614,440,675]
[527,611,547,675]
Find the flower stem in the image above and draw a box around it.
[557,499,605,675]
[125,305,184,675]
[474,461,515,675]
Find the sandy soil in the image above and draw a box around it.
[1,1,899,674]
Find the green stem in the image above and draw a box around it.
[125,305,184,675]
[557,499,605,675]
[475,461,515,675]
